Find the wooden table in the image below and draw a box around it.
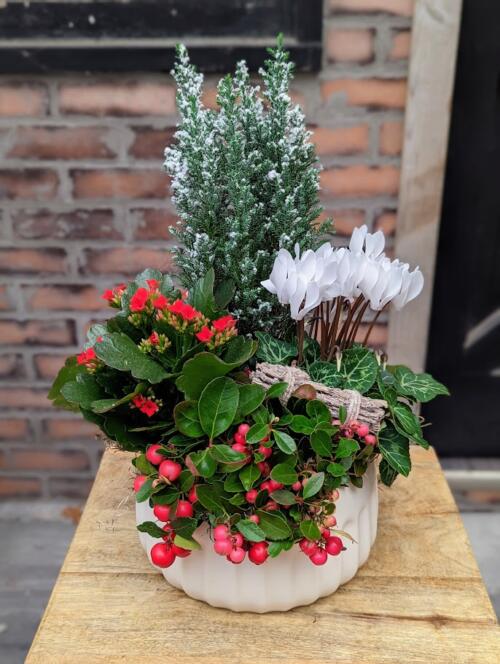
[27,447,500,663]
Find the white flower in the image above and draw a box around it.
[350,224,385,259]
[392,263,424,310]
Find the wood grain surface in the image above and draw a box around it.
[26,447,500,663]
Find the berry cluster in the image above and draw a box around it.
[334,419,377,447]
[213,525,269,565]
[299,524,344,566]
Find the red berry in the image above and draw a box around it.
[264,500,278,511]
[145,444,164,465]
[171,543,191,558]
[310,548,328,565]
[162,523,174,541]
[214,539,233,556]
[291,481,302,492]
[245,489,258,504]
[188,485,198,503]
[213,524,229,541]
[324,515,337,528]
[158,459,182,482]
[257,461,270,476]
[232,533,244,548]
[176,500,194,518]
[299,539,319,556]
[260,480,271,492]
[331,489,340,501]
[133,474,147,493]
[150,543,176,568]
[232,442,247,454]
[325,536,343,556]
[249,514,260,524]
[258,444,272,459]
[268,479,283,492]
[321,527,331,539]
[364,434,377,446]
[229,547,246,564]
[153,504,171,522]
[237,423,250,436]
[248,541,269,565]
[233,432,246,445]
[357,423,370,438]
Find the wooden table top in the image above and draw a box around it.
[27,446,500,663]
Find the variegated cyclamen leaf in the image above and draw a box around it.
[340,346,378,394]
[255,332,297,365]
[308,361,343,387]
[378,423,411,477]
[394,366,449,403]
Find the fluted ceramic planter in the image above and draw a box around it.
[136,462,378,613]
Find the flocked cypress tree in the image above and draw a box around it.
[164,37,330,336]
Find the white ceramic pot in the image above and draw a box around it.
[136,462,378,613]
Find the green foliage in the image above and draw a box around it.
[255,332,297,364]
[165,41,330,336]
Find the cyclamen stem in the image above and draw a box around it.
[362,306,386,346]
[345,300,370,348]
[337,295,364,350]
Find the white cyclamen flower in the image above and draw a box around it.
[350,224,385,260]
[392,263,424,310]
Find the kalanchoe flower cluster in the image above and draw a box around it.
[101,283,126,307]
[131,394,162,418]
[196,314,237,349]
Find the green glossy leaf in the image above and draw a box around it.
[379,458,398,486]
[268,541,284,557]
[224,474,244,493]
[341,346,378,394]
[134,268,163,288]
[173,534,201,551]
[236,519,266,542]
[90,383,145,414]
[137,520,165,538]
[270,489,296,505]
[199,377,239,440]
[190,269,217,318]
[308,361,343,388]
[222,336,257,365]
[170,517,197,538]
[239,464,261,491]
[306,400,331,423]
[176,350,251,400]
[255,510,292,541]
[174,400,204,438]
[135,477,154,503]
[189,449,217,478]
[335,437,360,459]
[195,484,226,516]
[85,323,108,346]
[379,423,411,477]
[210,444,247,464]
[255,332,297,364]
[236,383,265,418]
[271,463,298,485]
[132,453,156,475]
[393,366,449,403]
[326,462,345,477]
[214,278,235,309]
[299,519,321,541]
[246,422,269,444]
[48,357,83,411]
[61,373,102,409]
[310,429,332,457]
[179,469,195,492]
[265,382,288,399]
[95,332,170,384]
[272,430,297,454]
[290,415,314,434]
[302,472,324,499]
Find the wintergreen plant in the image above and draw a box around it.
[164,37,330,336]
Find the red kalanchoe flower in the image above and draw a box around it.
[141,400,159,417]
[76,347,96,365]
[132,395,146,408]
[147,279,159,290]
[212,315,236,332]
[149,331,160,345]
[152,294,168,309]
[196,326,214,343]
[130,287,149,312]
[101,289,114,302]
[167,299,200,321]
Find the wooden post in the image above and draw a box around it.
[388,0,463,371]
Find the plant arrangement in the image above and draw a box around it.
[49,41,448,575]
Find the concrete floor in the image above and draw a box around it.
[0,503,498,664]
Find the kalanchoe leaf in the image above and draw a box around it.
[95,333,170,384]
[255,332,297,364]
[221,336,257,365]
[174,401,204,438]
[48,357,84,411]
[137,521,167,538]
[61,373,103,410]
[393,366,449,403]
[214,278,236,309]
[198,376,239,440]
[378,422,411,477]
[302,472,324,499]
[255,510,292,541]
[190,269,217,318]
[299,519,321,541]
[176,349,253,400]
[236,519,266,542]
[91,383,145,414]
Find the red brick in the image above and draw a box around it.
[82,247,174,275]
[0,448,90,472]
[0,419,28,440]
[326,28,374,63]
[59,82,176,116]
[27,285,105,311]
[0,84,47,117]
[72,169,170,199]
[0,354,25,380]
[130,208,177,241]
[0,320,74,346]
[0,477,42,498]
[12,209,122,241]
[321,165,400,197]
[321,79,407,109]
[7,127,116,160]
[44,418,98,440]
[318,209,366,236]
[311,125,369,156]
[329,0,414,16]
[34,354,67,380]
[0,286,12,311]
[129,127,176,160]
[202,86,219,110]
[389,30,412,60]
[48,477,94,499]
[379,120,404,155]
[0,169,59,200]
[374,210,397,235]
[0,248,67,275]
[0,387,50,409]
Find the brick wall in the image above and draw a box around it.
[0,0,413,499]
